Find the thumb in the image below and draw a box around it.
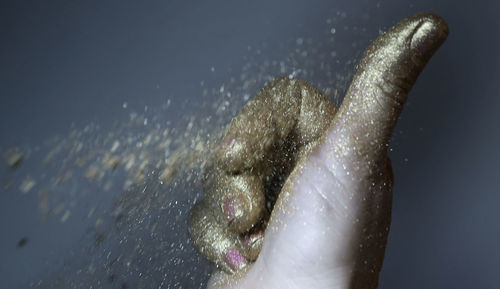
[236,13,449,289]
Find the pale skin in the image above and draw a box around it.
[189,13,449,289]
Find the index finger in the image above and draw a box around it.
[332,13,449,158]
[215,77,335,172]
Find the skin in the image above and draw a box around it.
[189,13,449,289]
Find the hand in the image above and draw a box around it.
[189,13,448,289]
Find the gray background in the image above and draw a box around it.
[1,0,499,288]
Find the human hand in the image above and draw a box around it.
[189,13,448,289]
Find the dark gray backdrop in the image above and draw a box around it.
[1,0,499,288]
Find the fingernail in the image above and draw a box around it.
[243,231,264,248]
[243,231,265,261]
[222,134,236,147]
[223,197,244,224]
[223,248,248,271]
[410,16,449,57]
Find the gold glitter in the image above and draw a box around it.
[188,13,449,280]
[189,75,337,273]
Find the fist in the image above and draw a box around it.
[189,13,448,289]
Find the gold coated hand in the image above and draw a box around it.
[189,13,449,289]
